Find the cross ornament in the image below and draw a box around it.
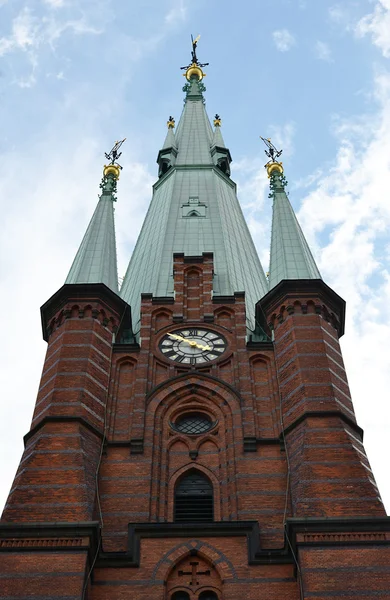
[178,561,211,586]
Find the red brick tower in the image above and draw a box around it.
[1,52,390,600]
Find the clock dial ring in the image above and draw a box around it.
[158,328,228,365]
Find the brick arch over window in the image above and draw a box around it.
[152,308,173,332]
[146,375,242,523]
[152,540,236,583]
[165,550,223,600]
[214,306,235,330]
[107,356,138,440]
[249,353,279,438]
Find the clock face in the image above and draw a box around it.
[158,328,227,365]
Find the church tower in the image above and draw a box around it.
[1,43,390,600]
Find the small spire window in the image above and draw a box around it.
[174,471,213,522]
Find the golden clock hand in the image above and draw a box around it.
[167,333,211,351]
[168,332,186,342]
[168,332,193,345]
[196,342,211,351]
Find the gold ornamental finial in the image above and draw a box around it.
[103,164,121,179]
[214,114,221,127]
[167,116,175,129]
[266,162,284,178]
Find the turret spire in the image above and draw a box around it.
[65,142,124,293]
[264,147,321,290]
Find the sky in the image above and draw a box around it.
[0,0,390,516]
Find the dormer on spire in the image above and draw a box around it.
[261,138,321,290]
[157,116,178,177]
[65,141,123,293]
[211,114,232,176]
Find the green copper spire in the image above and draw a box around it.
[267,163,321,290]
[120,67,268,331]
[65,164,120,293]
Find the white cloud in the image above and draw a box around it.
[0,7,39,56]
[272,28,296,52]
[315,40,333,62]
[165,0,187,26]
[0,5,102,59]
[329,4,348,24]
[356,0,390,57]
[43,0,66,7]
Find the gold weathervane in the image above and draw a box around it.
[180,34,209,82]
[260,136,284,177]
[103,138,126,179]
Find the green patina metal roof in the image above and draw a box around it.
[65,171,119,293]
[268,170,321,290]
[162,126,177,150]
[211,123,226,149]
[120,78,268,331]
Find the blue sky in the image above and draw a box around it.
[1,0,390,514]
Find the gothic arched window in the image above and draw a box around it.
[174,471,213,522]
[199,592,219,600]
[171,592,190,600]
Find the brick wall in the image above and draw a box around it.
[1,270,389,599]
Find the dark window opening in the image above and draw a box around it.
[175,471,213,522]
[199,592,219,600]
[171,592,190,600]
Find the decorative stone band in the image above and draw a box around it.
[0,522,100,563]
[296,532,389,544]
[0,537,88,549]
[285,516,390,554]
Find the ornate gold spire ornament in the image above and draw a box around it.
[167,116,175,129]
[260,136,284,178]
[180,34,209,81]
[103,138,126,180]
[214,114,221,127]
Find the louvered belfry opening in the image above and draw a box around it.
[174,471,213,522]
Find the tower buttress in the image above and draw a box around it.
[259,160,385,518]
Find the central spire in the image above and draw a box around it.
[120,45,269,332]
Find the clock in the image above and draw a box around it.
[158,328,227,365]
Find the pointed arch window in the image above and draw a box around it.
[174,471,213,522]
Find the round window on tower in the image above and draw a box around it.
[172,413,215,435]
